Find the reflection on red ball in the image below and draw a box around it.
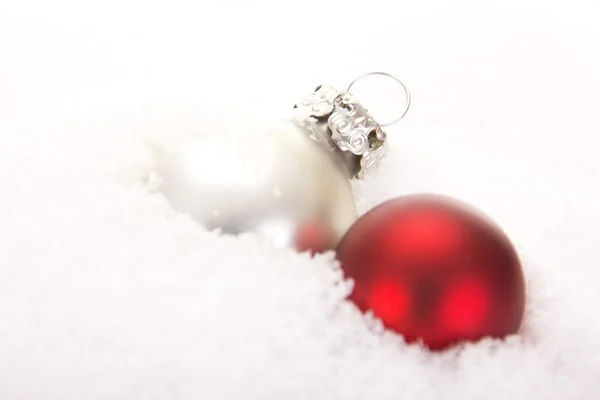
[336,195,526,350]
[294,219,335,254]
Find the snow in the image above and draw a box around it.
[1,0,599,398]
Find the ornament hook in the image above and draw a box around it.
[345,72,411,127]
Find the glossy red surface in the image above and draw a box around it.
[336,195,526,350]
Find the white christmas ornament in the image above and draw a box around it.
[149,120,357,252]
[148,72,411,252]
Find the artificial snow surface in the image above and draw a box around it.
[1,1,600,398]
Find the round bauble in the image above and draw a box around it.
[336,194,525,350]
[148,120,357,253]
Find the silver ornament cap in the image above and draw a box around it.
[292,72,411,178]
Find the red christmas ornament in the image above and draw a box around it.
[336,194,526,350]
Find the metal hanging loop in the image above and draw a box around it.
[345,71,411,128]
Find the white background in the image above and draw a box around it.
[0,0,599,398]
